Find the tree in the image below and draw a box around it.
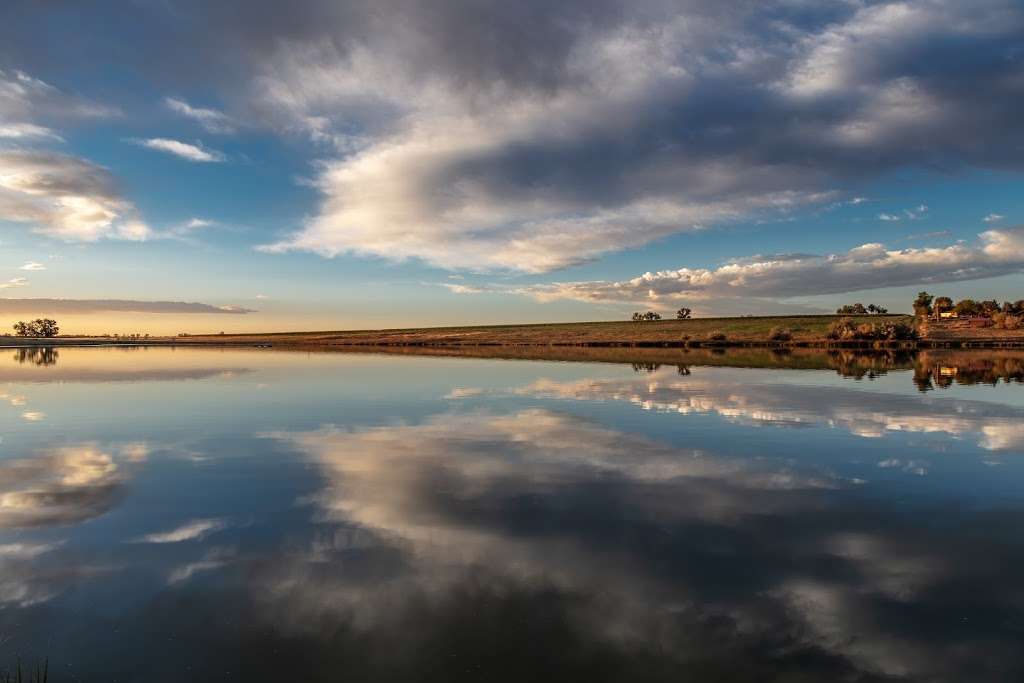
[676,307,692,319]
[12,319,59,337]
[954,299,979,316]
[980,299,1000,317]
[836,303,868,315]
[34,319,59,337]
[632,311,661,321]
[866,304,877,314]
[933,296,953,316]
[913,291,933,317]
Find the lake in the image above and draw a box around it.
[1,346,1023,682]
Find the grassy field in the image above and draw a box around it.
[172,314,912,346]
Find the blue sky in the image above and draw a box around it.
[1,0,1022,333]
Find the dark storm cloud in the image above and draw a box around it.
[2,1,1022,271]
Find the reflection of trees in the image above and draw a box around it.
[912,353,1024,392]
[631,363,660,373]
[825,350,914,380]
[676,365,691,376]
[13,347,59,367]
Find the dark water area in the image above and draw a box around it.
[1,346,1023,682]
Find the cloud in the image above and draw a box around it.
[0,122,62,141]
[0,277,28,289]
[514,227,1024,305]
[0,68,116,136]
[133,518,227,544]
[0,299,254,314]
[18,261,45,271]
[0,445,125,528]
[231,0,1024,272]
[0,149,151,241]
[164,97,234,133]
[439,282,486,295]
[5,4,1024,272]
[131,137,226,163]
[984,213,1005,223]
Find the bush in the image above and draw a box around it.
[707,331,727,341]
[827,317,918,341]
[993,313,1022,330]
[768,327,792,341]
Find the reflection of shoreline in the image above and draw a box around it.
[478,367,1024,451]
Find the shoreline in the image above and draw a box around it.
[4,339,1024,350]
[4,314,1023,350]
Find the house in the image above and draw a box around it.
[938,310,957,319]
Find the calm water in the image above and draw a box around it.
[2,346,1024,682]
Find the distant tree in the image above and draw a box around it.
[12,319,58,337]
[676,307,692,319]
[34,319,58,337]
[933,296,953,316]
[980,299,1001,317]
[866,304,877,314]
[873,305,888,314]
[644,311,661,321]
[954,299,979,316]
[836,303,868,315]
[913,291,934,317]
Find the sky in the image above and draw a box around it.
[0,0,1022,334]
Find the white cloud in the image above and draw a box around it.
[248,1,1023,273]
[440,283,486,295]
[0,122,62,141]
[0,69,116,129]
[513,228,1024,304]
[983,213,1005,223]
[0,445,124,527]
[164,97,234,134]
[18,261,45,271]
[132,137,226,163]
[0,150,151,241]
[133,518,227,544]
[0,277,28,289]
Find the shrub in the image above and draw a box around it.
[827,318,918,341]
[768,327,792,341]
[993,313,1022,330]
[707,331,727,341]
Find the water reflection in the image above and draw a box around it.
[494,368,1024,450]
[12,347,58,367]
[0,347,1022,681]
[0,445,127,528]
[257,411,1024,681]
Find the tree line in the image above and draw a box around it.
[632,307,691,321]
[835,303,888,314]
[913,292,1024,317]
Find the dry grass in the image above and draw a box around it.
[173,315,912,346]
